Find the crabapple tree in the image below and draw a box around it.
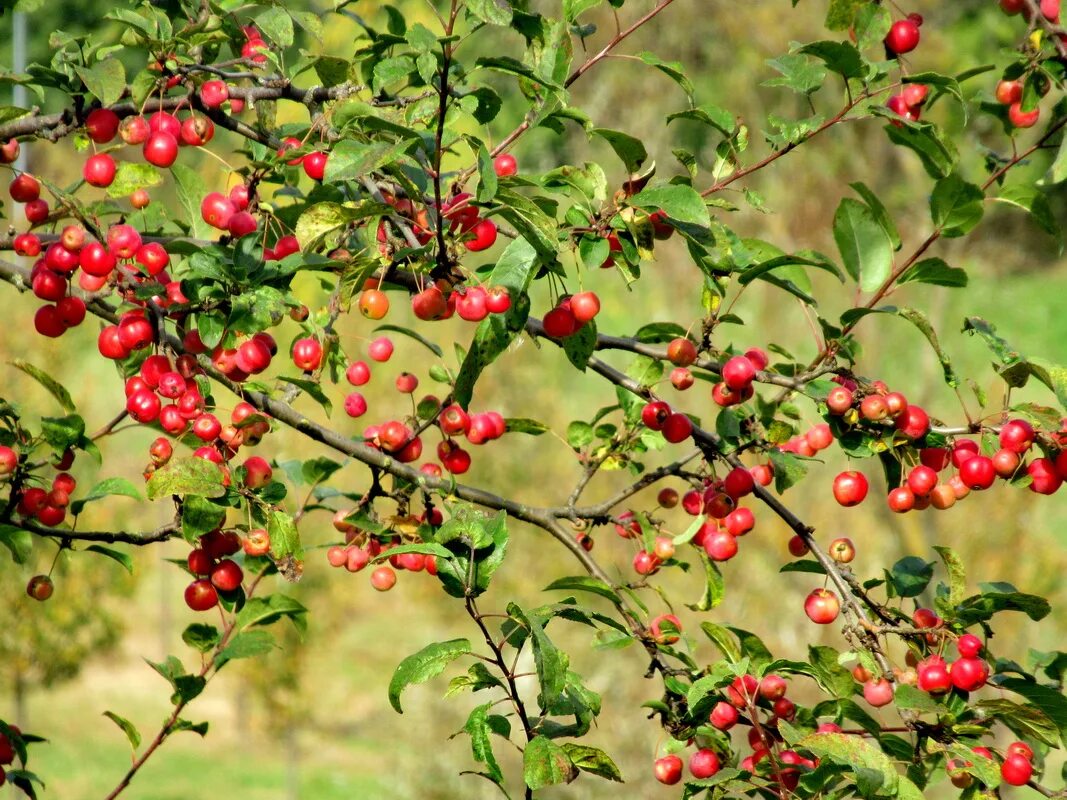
[1,0,1067,798]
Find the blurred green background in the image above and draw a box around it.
[2,0,1067,797]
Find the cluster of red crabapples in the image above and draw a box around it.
[652,670,819,790]
[357,275,513,326]
[371,152,518,259]
[879,4,1062,129]
[821,379,1067,513]
[183,527,267,612]
[324,508,443,593]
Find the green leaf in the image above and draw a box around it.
[1027,358,1067,412]
[630,184,710,230]
[933,545,967,610]
[146,457,225,500]
[492,187,558,260]
[544,576,620,602]
[885,122,957,179]
[71,476,142,515]
[476,55,562,90]
[106,161,162,198]
[667,103,736,136]
[799,41,865,80]
[10,359,74,412]
[171,719,209,737]
[323,140,412,183]
[267,509,301,560]
[85,545,133,574]
[562,743,623,782]
[373,324,443,357]
[840,306,958,388]
[738,251,844,285]
[462,703,504,784]
[897,257,967,287]
[994,185,1059,238]
[892,684,942,714]
[523,736,577,789]
[849,182,900,250]
[454,238,538,408]
[255,6,294,46]
[508,603,567,710]
[0,524,32,563]
[852,4,891,49]
[372,56,415,91]
[832,198,893,293]
[181,623,220,653]
[590,128,648,174]
[796,732,898,793]
[389,638,472,713]
[825,0,865,30]
[504,418,548,435]
[764,53,826,94]
[888,556,934,598]
[277,377,333,415]
[688,552,725,612]
[728,626,773,671]
[75,59,125,107]
[180,495,226,543]
[1049,132,1067,184]
[807,645,855,698]
[564,0,603,22]
[975,698,1058,747]
[930,173,984,238]
[997,678,1067,746]
[635,51,694,101]
[467,0,513,25]
[216,629,275,668]
[768,449,810,493]
[103,711,141,751]
[475,142,498,203]
[172,164,213,239]
[41,414,84,454]
[235,594,308,633]
[956,586,1050,625]
[563,320,597,370]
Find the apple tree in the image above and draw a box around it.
[1,0,1067,798]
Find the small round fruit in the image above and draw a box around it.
[83,153,116,187]
[710,701,739,731]
[184,579,219,611]
[292,338,323,371]
[722,355,756,390]
[804,588,840,624]
[863,678,894,707]
[833,471,869,507]
[368,337,394,362]
[211,559,244,592]
[493,153,517,177]
[829,537,855,564]
[143,131,179,167]
[27,574,54,601]
[370,566,397,591]
[653,755,683,786]
[358,288,390,319]
[689,749,721,780]
[1000,754,1034,786]
[662,413,692,443]
[885,19,920,54]
[959,455,996,490]
[466,219,498,251]
[1008,102,1040,128]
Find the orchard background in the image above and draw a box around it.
[0,0,1067,798]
